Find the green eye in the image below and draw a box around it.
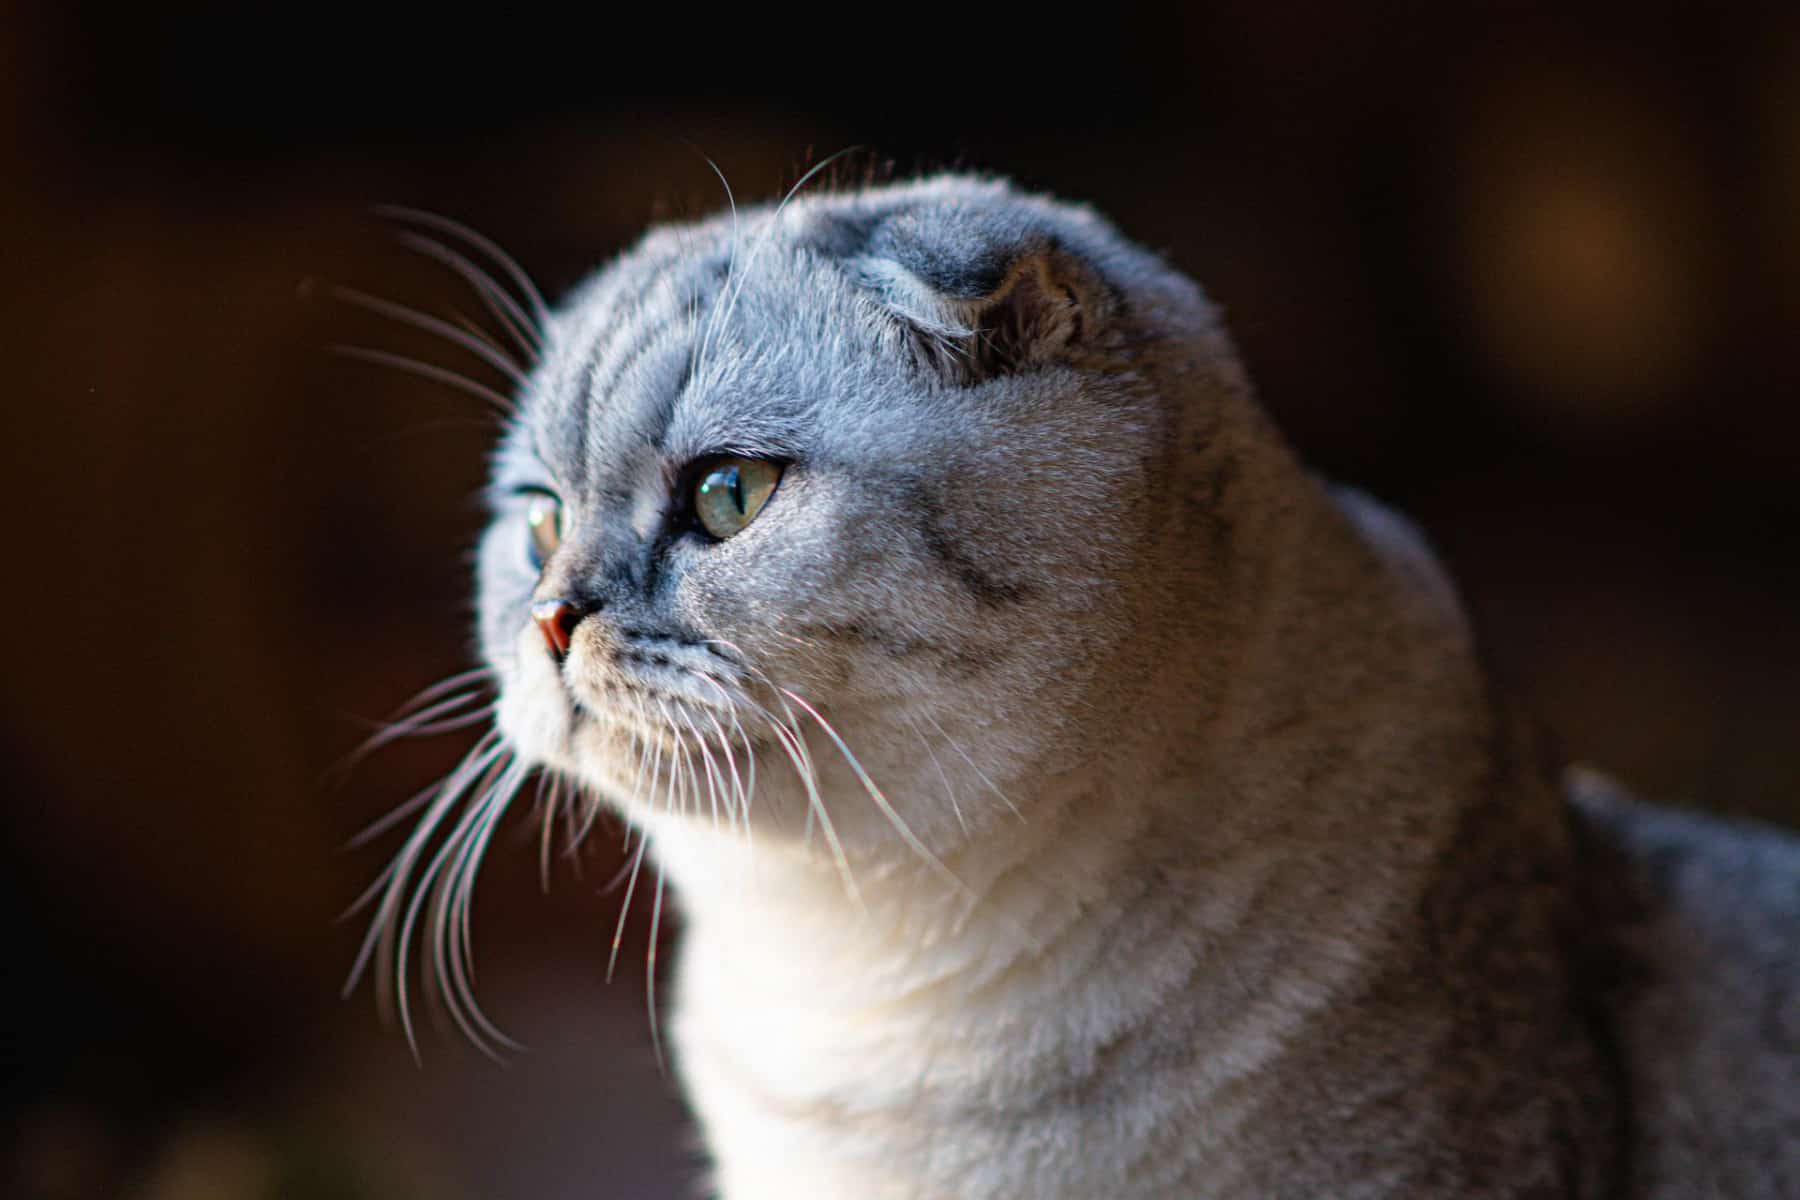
[693,457,781,540]
[524,492,562,568]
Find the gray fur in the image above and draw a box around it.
[460,174,1799,1197]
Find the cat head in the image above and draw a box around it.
[478,175,1257,860]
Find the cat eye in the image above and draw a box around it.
[693,457,781,540]
[523,491,563,569]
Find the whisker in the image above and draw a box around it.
[607,827,652,985]
[692,152,739,399]
[345,730,507,1046]
[436,758,530,1056]
[392,667,496,718]
[374,205,551,331]
[655,699,697,825]
[329,284,529,387]
[447,307,511,360]
[780,687,967,898]
[398,752,513,1059]
[338,851,406,920]
[679,706,730,834]
[622,689,657,807]
[327,669,496,785]
[901,709,968,836]
[647,864,668,1072]
[536,773,559,893]
[352,737,519,1061]
[697,147,861,392]
[342,693,492,772]
[595,826,645,897]
[389,704,499,739]
[919,708,1022,822]
[331,344,516,417]
[344,728,503,988]
[395,230,543,360]
[755,691,860,905]
[697,641,855,894]
[718,694,758,832]
[567,774,607,852]
[663,706,698,823]
[561,782,585,879]
[343,778,444,855]
[691,695,751,840]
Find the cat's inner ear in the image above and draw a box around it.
[961,250,1101,375]
[851,216,1113,383]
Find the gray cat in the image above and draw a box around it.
[364,174,1799,1198]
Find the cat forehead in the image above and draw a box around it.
[505,174,1145,490]
[521,226,892,481]
[542,171,1092,379]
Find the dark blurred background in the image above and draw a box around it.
[3,3,1797,1196]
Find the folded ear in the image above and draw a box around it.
[852,203,1115,383]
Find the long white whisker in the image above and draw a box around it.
[659,699,704,826]
[443,758,531,1055]
[375,205,551,331]
[919,708,1022,822]
[564,704,636,855]
[686,668,763,843]
[387,704,499,740]
[329,671,496,785]
[780,687,967,897]
[625,690,656,796]
[331,344,516,416]
[700,148,860,391]
[329,285,529,386]
[646,864,668,1072]
[393,667,496,717]
[561,779,585,879]
[902,709,968,836]
[536,772,559,892]
[607,827,652,984]
[754,692,859,905]
[343,778,441,856]
[671,713,701,823]
[679,706,730,834]
[404,754,506,1058]
[692,154,739,401]
[347,692,490,760]
[642,706,669,822]
[703,641,816,774]
[344,730,503,1004]
[699,640,856,896]
[394,230,542,359]
[567,768,608,850]
[389,745,512,1060]
[693,698,750,840]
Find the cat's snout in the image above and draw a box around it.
[530,598,582,662]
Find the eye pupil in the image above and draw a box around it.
[693,458,779,540]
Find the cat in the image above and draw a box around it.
[361,174,1799,1198]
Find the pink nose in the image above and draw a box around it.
[531,599,580,660]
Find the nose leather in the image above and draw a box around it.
[531,598,580,660]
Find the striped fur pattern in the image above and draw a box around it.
[407,175,1797,1196]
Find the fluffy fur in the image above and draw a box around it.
[405,175,1797,1196]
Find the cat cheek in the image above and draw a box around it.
[671,566,749,637]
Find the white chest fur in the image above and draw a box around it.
[652,764,1408,1200]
